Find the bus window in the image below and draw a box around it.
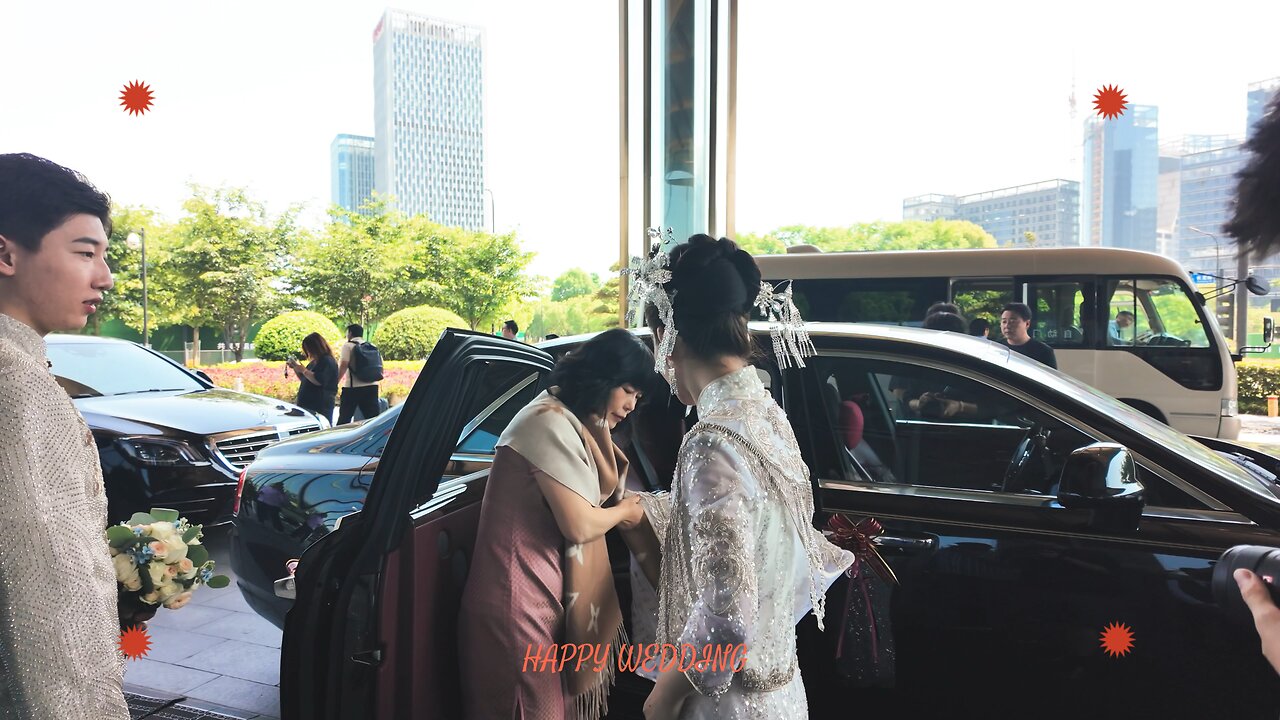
[1106,278,1209,349]
[1147,279,1210,348]
[784,277,947,325]
[1026,280,1091,349]
[952,279,1012,336]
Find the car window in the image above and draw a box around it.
[48,343,204,396]
[807,354,1214,509]
[454,365,543,455]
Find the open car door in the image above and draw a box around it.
[279,329,555,719]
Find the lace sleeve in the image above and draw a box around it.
[676,434,758,698]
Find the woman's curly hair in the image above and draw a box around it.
[1226,93,1280,260]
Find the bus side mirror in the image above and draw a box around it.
[1265,317,1275,345]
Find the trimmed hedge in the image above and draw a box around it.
[253,311,344,361]
[376,306,467,361]
[1237,362,1280,414]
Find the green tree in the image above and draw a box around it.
[162,185,298,361]
[99,206,171,336]
[551,268,598,301]
[734,232,788,255]
[738,220,997,253]
[439,230,534,330]
[291,196,442,326]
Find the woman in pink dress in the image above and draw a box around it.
[459,328,661,720]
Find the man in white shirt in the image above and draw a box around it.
[336,323,381,424]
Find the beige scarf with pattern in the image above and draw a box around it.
[497,390,630,720]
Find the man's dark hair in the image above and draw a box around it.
[923,311,967,333]
[347,323,364,339]
[504,320,518,334]
[0,153,112,251]
[549,328,661,420]
[1002,302,1033,322]
[1226,93,1280,259]
[926,301,962,320]
[968,317,992,336]
[1116,310,1135,319]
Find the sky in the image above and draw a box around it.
[2,1,1277,280]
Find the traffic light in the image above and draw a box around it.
[1216,294,1235,339]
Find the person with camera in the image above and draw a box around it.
[286,332,339,424]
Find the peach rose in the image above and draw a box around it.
[163,591,195,611]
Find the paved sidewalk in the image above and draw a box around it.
[124,526,281,720]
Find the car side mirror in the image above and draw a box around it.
[195,370,213,384]
[1057,443,1144,531]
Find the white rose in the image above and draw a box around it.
[147,562,169,588]
[157,583,183,602]
[112,554,142,592]
[141,590,161,604]
[164,540,188,564]
[148,522,178,542]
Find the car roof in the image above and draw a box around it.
[538,322,1014,366]
[46,333,136,345]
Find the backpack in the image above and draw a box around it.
[348,341,384,383]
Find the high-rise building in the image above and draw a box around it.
[330,134,376,214]
[902,194,959,223]
[1082,105,1159,252]
[1247,77,1280,140]
[1174,140,1246,276]
[902,180,1079,247]
[1156,144,1182,259]
[373,10,484,229]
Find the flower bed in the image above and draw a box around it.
[202,360,422,404]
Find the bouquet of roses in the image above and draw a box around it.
[105,508,230,625]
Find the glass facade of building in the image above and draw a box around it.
[1082,105,1159,252]
[902,180,1079,247]
[1175,141,1245,276]
[373,10,484,229]
[330,134,376,214]
[1247,77,1280,140]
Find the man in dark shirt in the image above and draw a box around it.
[1000,302,1057,369]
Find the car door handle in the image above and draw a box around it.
[873,535,936,552]
[352,649,383,666]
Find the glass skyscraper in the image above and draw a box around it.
[1247,77,1279,140]
[330,134,376,214]
[1174,140,1246,276]
[1082,105,1159,252]
[372,10,484,229]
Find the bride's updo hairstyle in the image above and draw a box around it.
[644,233,761,361]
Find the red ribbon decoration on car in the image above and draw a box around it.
[825,514,899,663]
[825,514,899,586]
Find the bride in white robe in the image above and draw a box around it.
[626,234,854,720]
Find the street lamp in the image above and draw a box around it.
[1187,225,1222,283]
[125,230,149,348]
[483,187,495,234]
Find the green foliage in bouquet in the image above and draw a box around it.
[106,508,231,614]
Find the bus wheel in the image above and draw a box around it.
[1120,399,1167,425]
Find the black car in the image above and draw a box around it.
[236,326,1280,718]
[48,334,328,526]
